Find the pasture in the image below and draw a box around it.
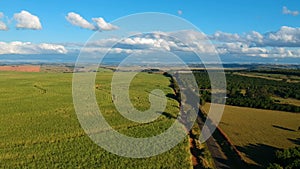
[203,103,300,168]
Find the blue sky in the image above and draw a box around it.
[0,0,300,63]
[0,0,299,42]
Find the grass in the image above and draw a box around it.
[203,103,300,168]
[272,96,300,107]
[0,70,192,168]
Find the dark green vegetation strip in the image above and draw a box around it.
[194,70,300,112]
[267,146,300,169]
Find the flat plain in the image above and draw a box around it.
[0,70,192,168]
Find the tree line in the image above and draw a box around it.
[192,70,300,113]
[267,146,300,169]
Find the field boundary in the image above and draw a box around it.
[200,107,249,167]
[166,72,203,169]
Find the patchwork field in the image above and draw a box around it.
[0,65,40,72]
[0,70,192,168]
[203,103,300,168]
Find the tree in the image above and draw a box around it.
[267,163,283,169]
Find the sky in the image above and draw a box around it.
[0,0,300,63]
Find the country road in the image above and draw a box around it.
[179,87,232,169]
[169,72,239,169]
[196,116,231,169]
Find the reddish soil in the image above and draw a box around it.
[0,65,40,72]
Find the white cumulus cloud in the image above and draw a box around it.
[2,27,299,59]
[66,12,118,31]
[0,12,8,31]
[263,26,300,46]
[0,41,67,54]
[66,12,95,30]
[211,26,300,47]
[13,10,42,30]
[92,17,118,31]
[211,31,241,42]
[209,26,300,57]
[283,6,299,16]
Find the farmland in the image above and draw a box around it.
[0,70,194,168]
[233,72,300,83]
[0,65,40,72]
[203,103,300,168]
[2,65,300,168]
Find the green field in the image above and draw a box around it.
[203,103,300,168]
[0,70,193,168]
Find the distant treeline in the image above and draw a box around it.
[247,69,300,76]
[193,70,300,113]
